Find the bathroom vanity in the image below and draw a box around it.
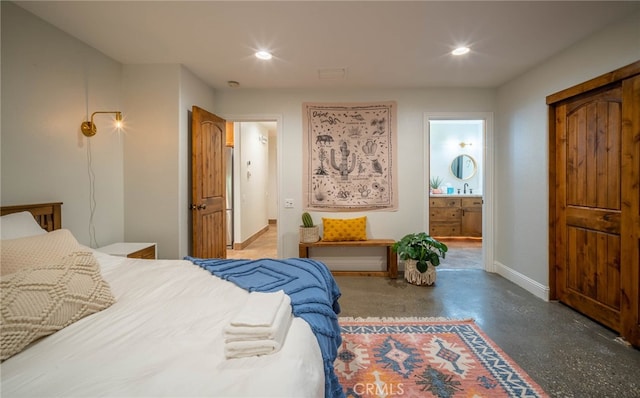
[429,195,482,237]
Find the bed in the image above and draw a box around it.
[0,203,343,397]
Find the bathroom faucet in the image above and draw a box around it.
[463,183,469,194]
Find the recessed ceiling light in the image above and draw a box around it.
[255,51,273,60]
[452,46,470,56]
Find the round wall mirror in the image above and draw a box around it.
[451,154,477,180]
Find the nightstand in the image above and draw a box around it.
[97,242,157,259]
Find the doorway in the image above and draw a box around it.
[226,118,280,259]
[424,113,494,271]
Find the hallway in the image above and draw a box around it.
[226,225,277,259]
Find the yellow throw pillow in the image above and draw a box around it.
[322,217,367,241]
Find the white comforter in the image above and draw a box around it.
[1,251,324,397]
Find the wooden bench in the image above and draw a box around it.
[299,239,398,278]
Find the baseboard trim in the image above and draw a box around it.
[436,237,483,241]
[233,225,270,250]
[494,261,550,301]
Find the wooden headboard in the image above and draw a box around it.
[0,202,63,232]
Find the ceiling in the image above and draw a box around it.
[15,1,640,91]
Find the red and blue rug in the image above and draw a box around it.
[335,317,549,398]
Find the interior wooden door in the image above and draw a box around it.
[554,85,623,332]
[550,61,640,348]
[620,74,640,347]
[191,106,226,259]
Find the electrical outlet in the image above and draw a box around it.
[284,199,294,208]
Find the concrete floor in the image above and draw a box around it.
[334,271,640,398]
[229,227,639,397]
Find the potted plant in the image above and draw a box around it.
[299,212,320,243]
[392,232,448,286]
[430,176,444,194]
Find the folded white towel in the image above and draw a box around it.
[224,311,292,359]
[224,293,292,342]
[230,290,285,327]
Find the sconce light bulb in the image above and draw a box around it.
[115,112,123,129]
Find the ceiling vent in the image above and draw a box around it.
[318,68,347,80]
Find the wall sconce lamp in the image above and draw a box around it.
[459,141,472,148]
[81,111,122,137]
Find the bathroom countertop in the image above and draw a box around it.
[429,194,482,198]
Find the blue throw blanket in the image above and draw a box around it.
[185,256,345,398]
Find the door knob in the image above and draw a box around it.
[197,204,207,210]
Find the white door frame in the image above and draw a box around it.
[424,112,495,272]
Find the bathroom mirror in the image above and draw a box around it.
[451,154,477,180]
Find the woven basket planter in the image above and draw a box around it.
[299,226,320,243]
[404,259,437,286]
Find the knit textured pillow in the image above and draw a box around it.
[0,251,115,361]
[321,217,367,242]
[1,229,81,276]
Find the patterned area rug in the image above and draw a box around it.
[335,317,548,398]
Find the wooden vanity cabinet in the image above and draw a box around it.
[429,198,461,236]
[461,197,482,237]
[429,197,482,237]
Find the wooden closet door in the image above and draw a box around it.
[550,61,640,348]
[555,85,623,332]
[620,74,640,347]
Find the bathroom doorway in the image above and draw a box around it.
[424,113,494,271]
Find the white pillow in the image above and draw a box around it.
[0,211,48,240]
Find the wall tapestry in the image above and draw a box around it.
[303,101,398,211]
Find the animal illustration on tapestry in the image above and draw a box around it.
[302,102,398,211]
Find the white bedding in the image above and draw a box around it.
[1,251,324,397]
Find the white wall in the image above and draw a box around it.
[494,11,640,298]
[2,4,216,259]
[122,64,216,259]
[121,65,180,259]
[215,88,496,258]
[236,122,270,243]
[268,132,278,221]
[1,2,124,247]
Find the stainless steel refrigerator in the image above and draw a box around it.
[225,147,233,247]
